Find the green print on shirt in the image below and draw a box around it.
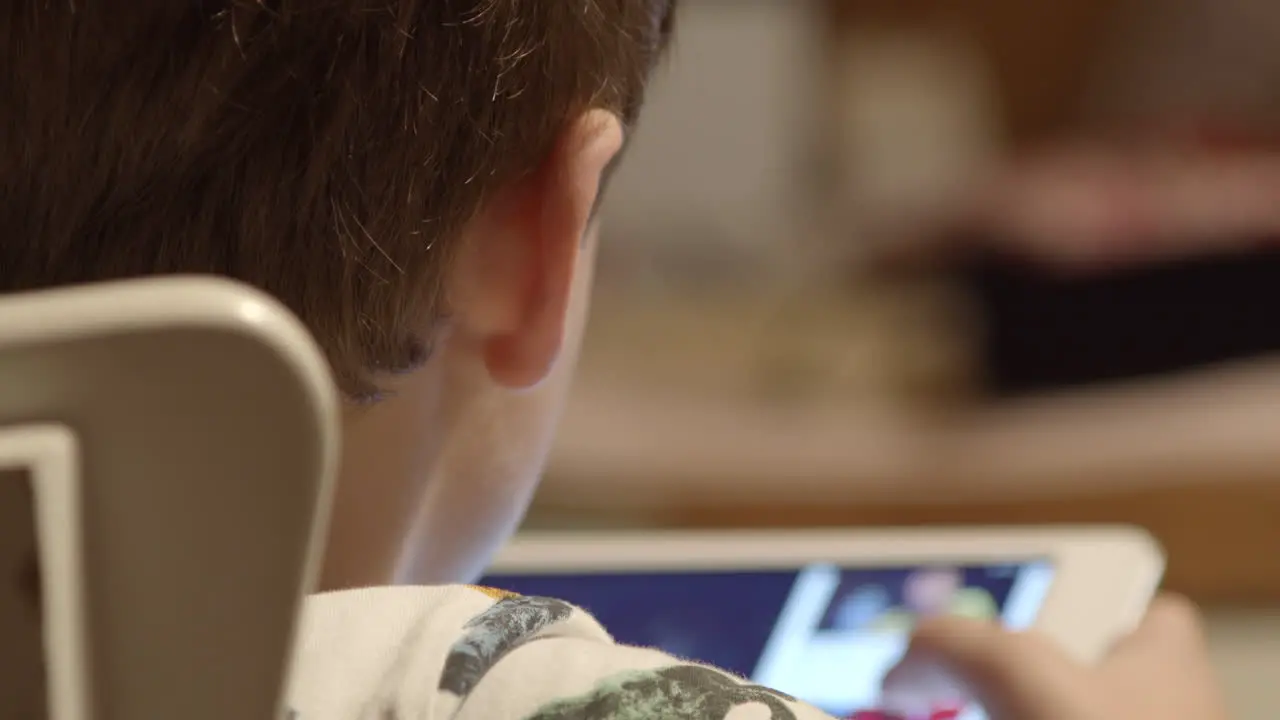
[522,664,799,720]
[439,596,576,696]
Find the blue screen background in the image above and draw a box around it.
[482,565,1029,680]
[481,570,797,677]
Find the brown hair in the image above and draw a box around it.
[0,0,675,400]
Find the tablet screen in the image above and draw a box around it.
[483,560,1053,720]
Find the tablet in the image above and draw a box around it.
[0,278,338,720]
[484,526,1164,720]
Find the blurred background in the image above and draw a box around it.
[526,1,1280,715]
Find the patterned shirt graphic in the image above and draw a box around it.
[286,586,837,720]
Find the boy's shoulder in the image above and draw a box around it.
[287,585,829,720]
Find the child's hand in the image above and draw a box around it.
[883,594,1228,720]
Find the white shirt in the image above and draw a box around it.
[286,585,838,720]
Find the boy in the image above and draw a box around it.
[0,2,1225,719]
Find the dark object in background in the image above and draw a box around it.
[962,243,1280,397]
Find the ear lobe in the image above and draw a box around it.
[483,110,623,390]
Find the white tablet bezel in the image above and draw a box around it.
[489,526,1164,663]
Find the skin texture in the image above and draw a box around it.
[318,110,623,590]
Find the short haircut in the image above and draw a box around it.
[0,0,676,399]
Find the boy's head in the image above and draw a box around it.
[0,0,675,588]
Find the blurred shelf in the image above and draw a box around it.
[821,0,1121,146]
[548,357,1280,506]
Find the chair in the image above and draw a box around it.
[0,278,337,720]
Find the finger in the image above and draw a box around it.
[1103,593,1208,671]
[892,615,1086,719]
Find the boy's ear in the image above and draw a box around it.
[452,110,624,389]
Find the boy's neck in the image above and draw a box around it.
[320,370,451,591]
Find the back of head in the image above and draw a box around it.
[0,0,674,400]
